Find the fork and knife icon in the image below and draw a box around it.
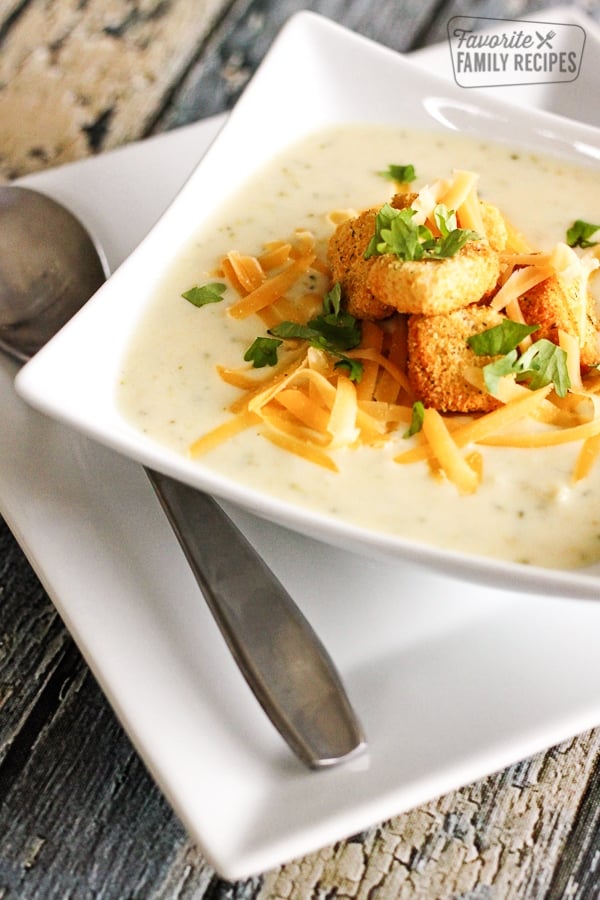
[536,29,556,48]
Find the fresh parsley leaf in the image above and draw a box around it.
[517,339,570,396]
[364,203,480,262]
[467,319,539,356]
[433,204,457,238]
[364,204,402,258]
[423,205,481,258]
[404,401,425,438]
[269,315,361,352]
[378,163,416,183]
[264,282,363,379]
[244,336,282,368]
[426,225,481,259]
[267,321,318,342]
[269,282,361,353]
[364,205,423,260]
[481,340,570,397]
[323,281,342,317]
[306,309,361,350]
[566,219,600,248]
[482,350,519,395]
[181,282,226,307]
[334,356,363,382]
[471,321,570,397]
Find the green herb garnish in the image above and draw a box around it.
[333,356,364,382]
[364,205,420,260]
[269,283,361,353]
[364,203,480,261]
[566,219,600,249]
[467,319,539,356]
[517,340,571,396]
[404,401,425,438]
[181,282,226,307]
[257,282,363,379]
[481,351,521,396]
[323,280,343,317]
[468,320,570,397]
[244,336,282,368]
[378,164,416,184]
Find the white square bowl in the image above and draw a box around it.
[15,10,600,598]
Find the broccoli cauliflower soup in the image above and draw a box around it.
[119,124,600,569]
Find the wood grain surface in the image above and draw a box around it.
[2,0,600,896]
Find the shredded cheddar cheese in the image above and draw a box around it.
[185,168,600,495]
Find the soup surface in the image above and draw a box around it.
[119,124,600,569]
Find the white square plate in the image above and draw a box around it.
[14,10,600,598]
[4,8,600,879]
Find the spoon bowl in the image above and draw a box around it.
[0,183,366,769]
[0,187,107,362]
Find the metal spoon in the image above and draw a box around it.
[0,184,366,768]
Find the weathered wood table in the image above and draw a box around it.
[2,0,600,896]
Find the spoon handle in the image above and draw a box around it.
[145,468,366,768]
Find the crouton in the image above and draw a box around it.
[327,208,394,320]
[327,193,505,321]
[367,240,501,316]
[408,305,505,413]
[519,273,600,368]
[390,192,418,210]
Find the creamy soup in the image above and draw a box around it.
[119,124,600,569]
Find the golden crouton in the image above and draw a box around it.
[367,240,501,316]
[327,193,504,321]
[519,274,600,368]
[408,305,505,413]
[327,209,394,320]
[390,192,418,210]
